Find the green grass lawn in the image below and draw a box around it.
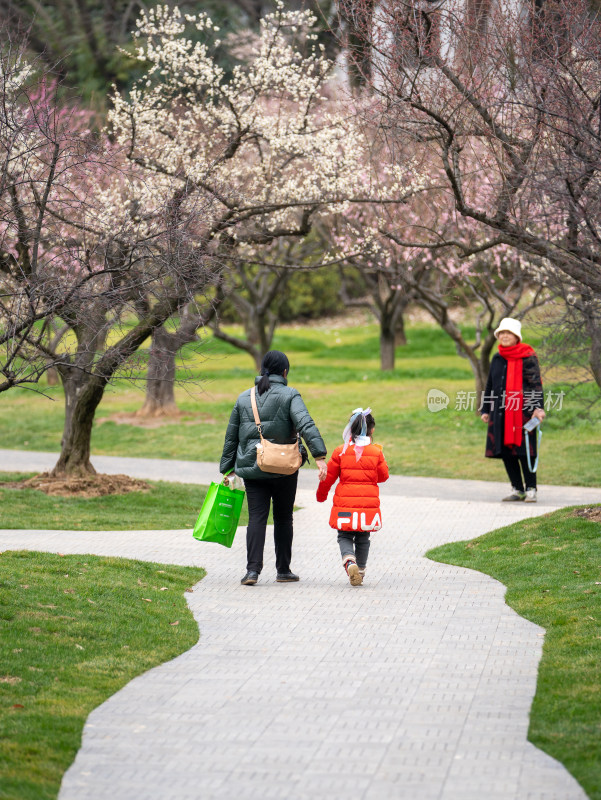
[427,507,601,800]
[0,473,250,530]
[1,320,599,486]
[1,318,599,798]
[0,551,204,800]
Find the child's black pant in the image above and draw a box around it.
[337,531,370,568]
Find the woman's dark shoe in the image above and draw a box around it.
[276,572,299,582]
[241,571,259,585]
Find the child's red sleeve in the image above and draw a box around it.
[316,450,341,502]
[377,451,389,483]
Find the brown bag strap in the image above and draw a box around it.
[250,387,262,433]
[250,386,299,444]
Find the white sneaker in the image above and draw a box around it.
[502,488,526,502]
[524,488,537,503]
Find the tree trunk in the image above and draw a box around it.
[375,277,411,370]
[46,366,59,386]
[246,308,275,370]
[49,287,196,477]
[341,0,376,88]
[470,362,487,410]
[380,322,396,370]
[586,313,601,391]
[210,264,287,368]
[138,307,207,416]
[478,332,497,394]
[395,312,407,346]
[51,371,104,477]
[138,326,181,416]
[51,306,110,477]
[212,311,273,371]
[461,347,487,409]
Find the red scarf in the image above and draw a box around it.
[498,342,536,447]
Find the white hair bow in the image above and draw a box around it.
[342,407,372,460]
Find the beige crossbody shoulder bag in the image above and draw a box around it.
[250,386,302,475]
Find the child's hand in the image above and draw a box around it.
[315,459,327,481]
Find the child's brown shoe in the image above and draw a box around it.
[347,563,362,586]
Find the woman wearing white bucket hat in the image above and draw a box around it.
[480,317,545,502]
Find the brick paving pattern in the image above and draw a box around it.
[1,451,596,799]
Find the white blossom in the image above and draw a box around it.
[108,5,370,237]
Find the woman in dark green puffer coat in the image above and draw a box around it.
[220,350,327,586]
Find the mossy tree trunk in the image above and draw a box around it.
[52,374,105,476]
[51,294,183,477]
[138,318,199,416]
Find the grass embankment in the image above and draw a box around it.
[1,321,600,486]
[0,474,249,530]
[427,508,601,800]
[0,551,204,800]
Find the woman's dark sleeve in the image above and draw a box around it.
[523,355,544,411]
[480,365,495,415]
[289,392,327,459]
[220,403,240,474]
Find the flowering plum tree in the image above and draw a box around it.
[0,56,102,395]
[336,222,415,369]
[2,2,375,477]
[104,2,370,397]
[108,4,366,246]
[337,153,552,389]
[332,152,434,369]
[0,0,207,100]
[210,227,354,367]
[336,0,601,388]
[0,48,222,476]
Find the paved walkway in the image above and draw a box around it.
[1,450,598,799]
[3,448,600,506]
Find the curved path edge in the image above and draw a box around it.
[2,453,598,799]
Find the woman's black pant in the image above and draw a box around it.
[243,472,298,574]
[501,451,537,491]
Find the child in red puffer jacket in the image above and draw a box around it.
[316,408,389,586]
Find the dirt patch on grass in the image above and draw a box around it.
[97,411,216,429]
[0,675,22,685]
[4,473,150,497]
[573,506,601,523]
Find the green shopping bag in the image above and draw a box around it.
[193,475,244,548]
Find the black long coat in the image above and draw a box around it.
[481,352,544,459]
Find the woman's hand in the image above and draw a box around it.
[315,459,328,481]
[481,413,490,423]
[532,408,546,422]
